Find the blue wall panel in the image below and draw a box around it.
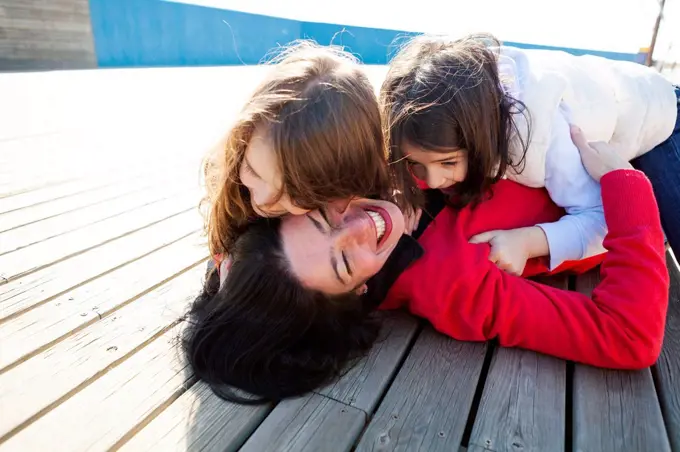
[89,0,302,66]
[88,0,643,67]
[300,22,419,65]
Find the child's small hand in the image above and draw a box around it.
[470,226,549,276]
[570,125,633,182]
[404,208,423,236]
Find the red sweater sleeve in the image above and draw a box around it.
[393,170,669,369]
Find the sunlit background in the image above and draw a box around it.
[173,0,678,78]
[0,0,677,80]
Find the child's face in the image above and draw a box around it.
[240,126,310,217]
[402,141,468,191]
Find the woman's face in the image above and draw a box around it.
[240,126,309,217]
[403,141,468,190]
[280,198,405,294]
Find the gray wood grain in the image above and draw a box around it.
[467,275,568,452]
[120,382,271,452]
[356,327,487,452]
[468,349,565,452]
[317,312,419,413]
[0,0,96,70]
[655,252,680,450]
[240,393,366,452]
[573,270,671,452]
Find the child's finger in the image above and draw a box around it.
[569,125,590,151]
[469,231,497,244]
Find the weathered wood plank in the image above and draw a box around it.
[573,366,670,452]
[0,189,200,282]
[572,270,671,452]
[467,275,568,452]
[0,148,195,214]
[0,264,204,440]
[655,252,680,450]
[356,327,487,451]
[0,170,189,232]
[0,130,200,199]
[0,179,195,254]
[468,349,565,452]
[0,0,95,70]
[120,382,271,452]
[241,394,366,452]
[0,233,206,369]
[0,177,77,202]
[224,313,416,451]
[0,210,200,320]
[0,325,192,451]
[0,177,107,213]
[317,312,419,412]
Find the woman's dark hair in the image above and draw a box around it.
[183,218,381,404]
[381,33,530,210]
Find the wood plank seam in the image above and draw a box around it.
[0,177,122,214]
[0,161,189,214]
[354,328,488,451]
[466,275,568,452]
[571,269,672,452]
[650,251,680,451]
[107,377,200,451]
[0,181,172,233]
[0,257,208,375]
[0,168,197,232]
[0,188,192,255]
[565,275,577,452]
[0,318,190,445]
[0,207,194,284]
[460,342,498,449]
[0,229,200,323]
[309,392,371,417]
[0,211,202,319]
[0,177,77,200]
[314,320,424,415]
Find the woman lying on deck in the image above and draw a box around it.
[183,128,669,404]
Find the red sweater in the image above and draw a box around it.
[380,170,669,369]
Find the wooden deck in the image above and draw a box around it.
[1,67,679,452]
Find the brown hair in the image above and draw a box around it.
[203,40,392,257]
[381,33,530,210]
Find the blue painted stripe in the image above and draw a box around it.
[88,0,644,67]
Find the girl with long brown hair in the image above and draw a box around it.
[202,40,394,273]
[381,33,679,276]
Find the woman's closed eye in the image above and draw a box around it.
[322,209,352,278]
[341,251,352,277]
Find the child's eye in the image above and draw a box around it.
[407,161,427,180]
[243,161,260,178]
[321,208,342,231]
[442,161,458,167]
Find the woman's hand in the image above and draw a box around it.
[570,126,633,182]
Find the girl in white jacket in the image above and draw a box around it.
[382,34,679,275]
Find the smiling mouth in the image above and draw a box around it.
[366,211,385,240]
[365,206,393,249]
